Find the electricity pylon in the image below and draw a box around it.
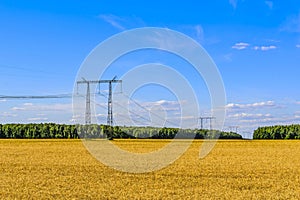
[198,116,216,130]
[77,76,122,125]
[229,126,239,133]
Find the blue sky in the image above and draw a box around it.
[0,0,300,137]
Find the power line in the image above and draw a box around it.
[122,93,179,127]
[77,92,154,127]
[0,88,190,129]
[96,92,155,126]
[198,116,215,130]
[77,77,122,125]
[0,94,72,99]
[0,91,152,126]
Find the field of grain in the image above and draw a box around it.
[0,139,300,199]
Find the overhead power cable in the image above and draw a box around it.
[0,93,73,99]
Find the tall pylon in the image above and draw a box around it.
[107,77,115,126]
[198,116,215,130]
[77,76,122,125]
[229,126,239,133]
[85,81,91,124]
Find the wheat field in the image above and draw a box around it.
[0,139,300,199]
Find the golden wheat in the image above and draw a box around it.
[0,139,299,199]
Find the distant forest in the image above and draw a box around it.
[253,124,300,139]
[0,123,242,139]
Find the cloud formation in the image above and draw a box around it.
[226,101,276,110]
[239,115,300,124]
[253,45,277,51]
[28,117,48,121]
[99,14,126,30]
[232,42,249,50]
[130,100,182,112]
[99,14,145,31]
[0,112,17,117]
[194,25,204,42]
[11,103,72,112]
[228,113,272,120]
[232,42,278,51]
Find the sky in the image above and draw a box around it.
[0,0,300,138]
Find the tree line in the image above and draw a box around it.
[0,123,78,139]
[253,124,300,139]
[0,123,243,139]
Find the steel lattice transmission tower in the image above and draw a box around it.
[229,126,239,133]
[77,76,122,125]
[198,116,216,130]
[85,81,91,124]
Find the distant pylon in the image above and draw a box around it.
[198,116,215,130]
[229,126,239,133]
[77,76,122,125]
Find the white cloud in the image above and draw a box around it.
[126,100,181,114]
[175,24,205,43]
[226,101,276,110]
[69,114,83,123]
[145,29,200,51]
[71,114,82,119]
[112,99,188,127]
[153,100,182,106]
[239,115,300,124]
[224,114,300,137]
[229,0,238,9]
[11,106,26,111]
[169,115,195,120]
[265,39,280,43]
[171,24,206,45]
[228,113,272,119]
[11,103,72,112]
[224,101,300,136]
[265,1,273,9]
[99,14,145,31]
[99,14,126,30]
[232,42,250,50]
[232,42,277,51]
[28,117,48,121]
[0,112,17,117]
[253,45,277,51]
[296,44,300,48]
[96,113,106,117]
[194,25,204,42]
[261,46,276,50]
